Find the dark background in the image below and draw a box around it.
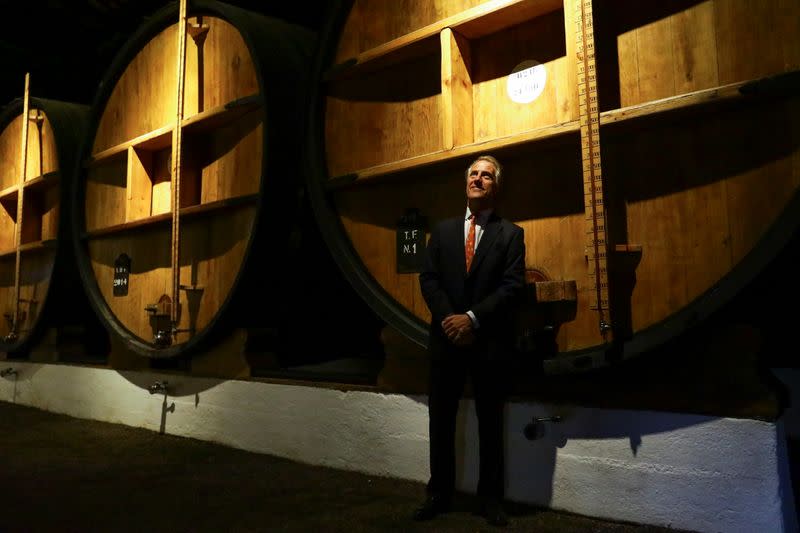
[0,0,329,107]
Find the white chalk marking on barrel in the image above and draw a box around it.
[506,60,547,104]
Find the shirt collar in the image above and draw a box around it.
[465,206,493,224]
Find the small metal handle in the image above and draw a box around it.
[148,380,169,395]
[524,415,562,440]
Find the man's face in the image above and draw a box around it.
[466,160,497,204]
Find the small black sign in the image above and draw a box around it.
[113,253,131,297]
[397,208,426,273]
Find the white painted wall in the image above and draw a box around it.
[0,362,796,533]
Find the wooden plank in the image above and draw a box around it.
[634,14,675,104]
[471,10,567,142]
[181,94,260,133]
[328,78,761,187]
[616,14,641,108]
[328,0,563,80]
[598,80,747,125]
[16,251,55,336]
[0,115,24,191]
[440,28,474,150]
[184,17,259,114]
[88,125,172,167]
[83,194,259,239]
[325,53,442,176]
[127,147,153,222]
[0,239,56,259]
[85,155,132,232]
[150,149,172,216]
[715,0,791,85]
[91,93,259,171]
[93,26,177,155]
[194,107,263,205]
[534,280,578,303]
[21,170,59,192]
[614,244,642,253]
[671,1,719,95]
[39,183,59,242]
[560,0,580,123]
[330,120,579,186]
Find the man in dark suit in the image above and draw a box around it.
[414,155,525,527]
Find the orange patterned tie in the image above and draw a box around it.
[465,213,477,271]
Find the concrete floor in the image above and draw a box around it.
[0,400,696,533]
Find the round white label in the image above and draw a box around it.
[506,60,547,104]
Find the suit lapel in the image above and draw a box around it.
[466,213,501,277]
[441,217,467,277]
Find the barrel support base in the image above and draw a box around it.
[26,326,107,365]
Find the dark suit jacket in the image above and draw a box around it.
[420,212,525,361]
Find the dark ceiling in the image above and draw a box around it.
[0,0,329,107]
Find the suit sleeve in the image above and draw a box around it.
[470,225,525,328]
[419,225,455,323]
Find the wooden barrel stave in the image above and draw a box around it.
[313,0,800,372]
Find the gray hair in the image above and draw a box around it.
[465,155,502,189]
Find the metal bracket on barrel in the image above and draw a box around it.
[145,295,174,347]
[524,415,563,440]
[187,16,209,44]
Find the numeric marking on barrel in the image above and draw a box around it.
[575,0,612,339]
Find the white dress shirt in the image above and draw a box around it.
[464,207,493,329]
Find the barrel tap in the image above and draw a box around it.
[148,380,169,395]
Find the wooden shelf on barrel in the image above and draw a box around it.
[0,171,60,204]
[326,0,573,180]
[325,0,563,81]
[0,171,61,247]
[87,95,261,167]
[84,94,262,236]
[0,239,57,259]
[81,193,259,239]
[326,79,761,189]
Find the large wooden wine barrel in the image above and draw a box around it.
[72,1,315,358]
[0,96,89,355]
[306,0,800,375]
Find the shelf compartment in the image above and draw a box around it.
[82,193,259,240]
[85,95,262,229]
[325,0,563,81]
[0,239,57,259]
[88,125,172,168]
[327,119,580,189]
[0,171,59,204]
[87,94,261,169]
[23,170,59,192]
[182,94,261,135]
[593,0,800,112]
[326,52,443,177]
[326,77,773,189]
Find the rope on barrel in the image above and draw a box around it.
[8,73,31,343]
[170,0,189,338]
[575,0,612,340]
